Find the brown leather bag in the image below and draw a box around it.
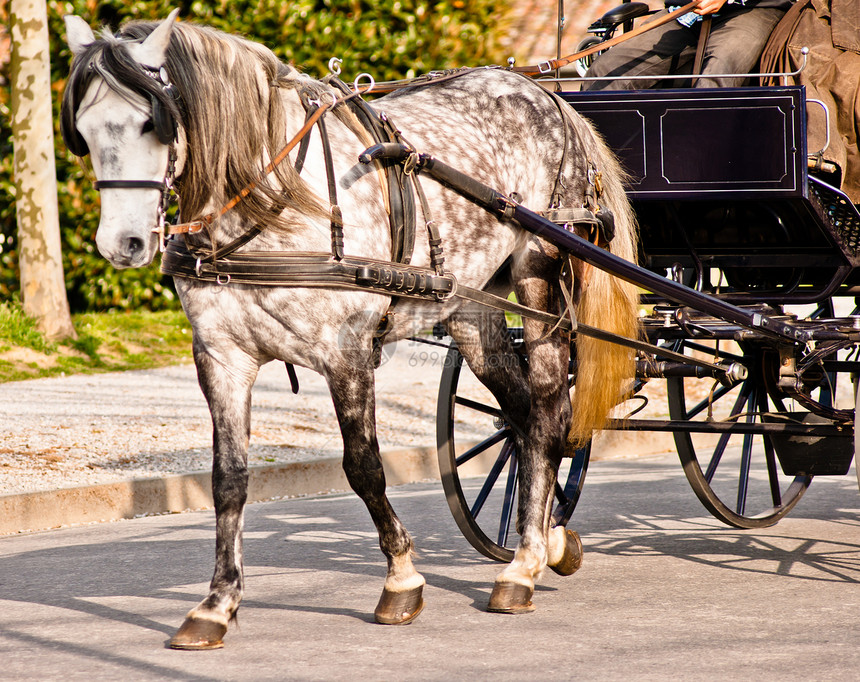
[760,0,860,204]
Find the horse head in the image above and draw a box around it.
[62,10,182,268]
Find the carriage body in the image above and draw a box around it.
[562,86,860,300]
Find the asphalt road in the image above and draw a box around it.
[2,452,859,681]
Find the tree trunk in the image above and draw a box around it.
[10,0,75,340]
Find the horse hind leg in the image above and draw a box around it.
[326,360,425,625]
[445,301,531,430]
[446,288,581,610]
[169,346,258,650]
[487,251,582,614]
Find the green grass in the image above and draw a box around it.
[0,302,193,383]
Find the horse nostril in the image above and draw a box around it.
[126,237,145,255]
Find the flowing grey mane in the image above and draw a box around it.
[63,20,331,229]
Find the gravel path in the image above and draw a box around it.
[0,340,459,495]
[0,336,680,497]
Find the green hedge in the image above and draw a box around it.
[1,0,513,312]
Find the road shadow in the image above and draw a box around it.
[1,457,859,676]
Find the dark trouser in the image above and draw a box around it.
[583,7,787,90]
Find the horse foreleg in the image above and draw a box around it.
[169,347,258,650]
[326,363,425,625]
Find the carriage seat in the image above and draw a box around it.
[586,2,652,34]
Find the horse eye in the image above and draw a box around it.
[142,119,155,135]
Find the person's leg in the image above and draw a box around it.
[696,7,788,87]
[583,10,698,90]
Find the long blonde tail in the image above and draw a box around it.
[566,115,640,447]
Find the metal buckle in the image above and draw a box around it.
[353,73,375,94]
[153,213,167,252]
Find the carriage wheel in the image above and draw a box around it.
[436,339,589,562]
[667,338,815,528]
[573,36,603,77]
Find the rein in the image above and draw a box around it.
[509,1,700,77]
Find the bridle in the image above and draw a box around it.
[87,63,180,250]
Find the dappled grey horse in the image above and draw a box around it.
[62,10,639,649]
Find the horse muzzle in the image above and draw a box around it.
[96,221,159,269]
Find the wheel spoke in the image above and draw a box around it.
[552,446,590,527]
[757,387,783,507]
[554,480,569,506]
[498,455,518,547]
[703,379,752,481]
[454,395,505,420]
[736,432,753,516]
[704,432,731,483]
[735,387,759,515]
[763,435,782,507]
[455,429,508,467]
[563,447,589,497]
[470,440,514,519]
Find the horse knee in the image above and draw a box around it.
[212,465,249,510]
[342,451,385,495]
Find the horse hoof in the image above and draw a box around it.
[549,529,583,577]
[374,585,425,625]
[487,582,535,614]
[168,617,227,650]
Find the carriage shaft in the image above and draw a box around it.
[411,153,811,345]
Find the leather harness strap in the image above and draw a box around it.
[162,237,725,375]
[167,96,338,237]
[326,76,417,265]
[312,106,346,260]
[692,15,713,82]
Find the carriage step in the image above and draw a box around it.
[764,413,854,476]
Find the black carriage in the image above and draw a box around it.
[435,14,860,561]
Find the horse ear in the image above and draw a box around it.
[132,8,180,67]
[65,15,96,56]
